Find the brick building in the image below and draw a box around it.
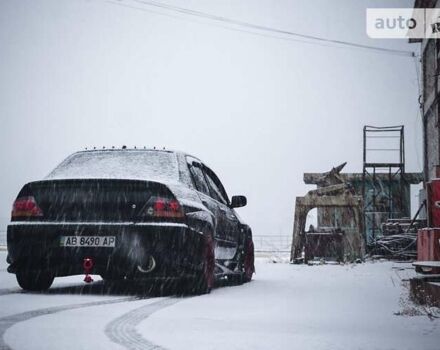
[413,1,440,183]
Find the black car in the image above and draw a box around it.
[6,148,254,294]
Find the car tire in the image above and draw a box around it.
[242,238,255,283]
[16,270,54,291]
[193,234,215,295]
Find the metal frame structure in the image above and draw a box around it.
[362,125,406,243]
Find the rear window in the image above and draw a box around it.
[46,150,179,182]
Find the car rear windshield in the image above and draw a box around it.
[46,150,179,182]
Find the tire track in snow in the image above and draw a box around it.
[0,289,20,297]
[105,298,181,350]
[0,296,138,350]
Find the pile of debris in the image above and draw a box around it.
[368,210,426,260]
[381,218,426,235]
[369,233,417,259]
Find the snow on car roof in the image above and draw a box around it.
[45,149,180,183]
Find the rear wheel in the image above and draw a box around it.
[193,235,215,294]
[16,270,54,291]
[242,238,255,283]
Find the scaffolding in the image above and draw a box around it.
[362,125,407,244]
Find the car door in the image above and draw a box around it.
[186,158,227,244]
[201,165,241,260]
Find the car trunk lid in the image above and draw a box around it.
[14,179,174,222]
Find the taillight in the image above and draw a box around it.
[11,196,43,219]
[146,197,184,219]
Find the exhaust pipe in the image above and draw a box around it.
[137,256,156,274]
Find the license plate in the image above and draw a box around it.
[60,236,116,247]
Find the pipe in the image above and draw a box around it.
[137,256,156,274]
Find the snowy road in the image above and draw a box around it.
[0,251,439,350]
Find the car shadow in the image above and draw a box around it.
[32,275,243,298]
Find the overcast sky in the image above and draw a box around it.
[0,0,421,235]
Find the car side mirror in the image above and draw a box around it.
[231,195,247,208]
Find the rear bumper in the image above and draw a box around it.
[7,222,204,279]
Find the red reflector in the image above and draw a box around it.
[11,196,43,218]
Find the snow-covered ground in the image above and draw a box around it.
[0,251,439,350]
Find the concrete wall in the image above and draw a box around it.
[425,107,439,181]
